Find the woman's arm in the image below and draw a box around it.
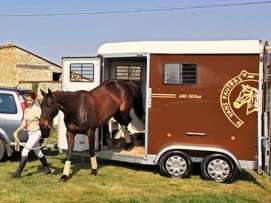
[14,119,27,134]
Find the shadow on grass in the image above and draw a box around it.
[7,149,269,189]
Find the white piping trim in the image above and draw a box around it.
[257,41,265,172]
[144,54,150,158]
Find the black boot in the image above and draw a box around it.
[40,156,51,174]
[10,156,28,178]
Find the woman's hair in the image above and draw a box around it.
[26,91,37,100]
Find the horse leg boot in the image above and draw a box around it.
[60,131,74,182]
[90,156,97,176]
[40,156,51,174]
[88,128,98,176]
[10,156,28,178]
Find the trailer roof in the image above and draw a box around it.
[98,40,263,56]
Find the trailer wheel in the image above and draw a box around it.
[159,151,192,178]
[0,139,7,162]
[201,153,239,183]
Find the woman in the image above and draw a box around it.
[11,91,51,178]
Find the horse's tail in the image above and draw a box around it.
[129,82,145,120]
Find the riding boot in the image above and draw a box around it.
[10,156,28,178]
[40,156,51,174]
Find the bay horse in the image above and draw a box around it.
[39,79,144,182]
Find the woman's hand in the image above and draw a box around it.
[13,130,20,152]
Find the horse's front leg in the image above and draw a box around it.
[88,128,98,176]
[60,130,75,182]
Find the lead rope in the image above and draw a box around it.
[14,137,56,151]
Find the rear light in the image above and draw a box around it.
[17,92,27,111]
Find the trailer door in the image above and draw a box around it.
[58,57,101,151]
[62,57,101,91]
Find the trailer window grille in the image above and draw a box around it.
[164,63,197,85]
[116,65,142,87]
[70,63,94,82]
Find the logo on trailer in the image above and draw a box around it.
[220,70,258,128]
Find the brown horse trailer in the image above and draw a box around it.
[58,40,271,182]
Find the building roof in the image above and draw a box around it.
[98,40,263,56]
[0,42,61,69]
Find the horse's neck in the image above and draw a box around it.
[54,92,78,114]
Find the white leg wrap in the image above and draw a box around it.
[90,156,97,170]
[114,127,125,139]
[63,161,71,176]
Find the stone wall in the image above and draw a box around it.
[0,44,61,88]
[0,47,17,87]
[18,81,61,99]
[14,47,61,82]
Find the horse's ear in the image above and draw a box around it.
[40,89,46,96]
[48,88,53,96]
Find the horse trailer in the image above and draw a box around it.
[58,40,271,182]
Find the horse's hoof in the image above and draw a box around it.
[9,172,21,178]
[59,175,69,182]
[90,169,97,176]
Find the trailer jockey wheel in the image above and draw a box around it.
[159,151,192,178]
[201,153,239,183]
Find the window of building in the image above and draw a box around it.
[53,73,61,81]
[0,93,17,114]
[70,63,94,82]
[164,63,197,85]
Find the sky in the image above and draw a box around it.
[0,0,271,64]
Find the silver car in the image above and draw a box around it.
[0,87,29,161]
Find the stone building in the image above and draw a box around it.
[0,42,61,94]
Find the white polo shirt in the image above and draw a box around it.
[24,104,41,133]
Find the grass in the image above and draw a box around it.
[0,130,271,203]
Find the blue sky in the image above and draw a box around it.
[0,0,271,64]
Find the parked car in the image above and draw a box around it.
[0,87,30,161]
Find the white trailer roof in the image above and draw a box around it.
[98,40,263,56]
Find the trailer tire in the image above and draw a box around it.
[0,139,7,162]
[201,153,239,183]
[159,150,192,178]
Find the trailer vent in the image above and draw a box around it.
[164,63,197,85]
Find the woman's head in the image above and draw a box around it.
[26,91,37,107]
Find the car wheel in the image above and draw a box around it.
[159,150,192,178]
[201,153,239,183]
[0,139,7,162]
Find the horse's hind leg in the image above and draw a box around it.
[88,128,98,176]
[113,111,132,144]
[60,130,75,182]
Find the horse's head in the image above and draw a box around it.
[233,84,251,109]
[39,89,59,137]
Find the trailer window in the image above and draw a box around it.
[116,65,141,81]
[164,64,197,85]
[70,63,94,82]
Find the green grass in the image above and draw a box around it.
[0,129,271,203]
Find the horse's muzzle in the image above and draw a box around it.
[40,127,51,138]
[39,118,52,138]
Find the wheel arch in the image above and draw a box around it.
[154,144,241,170]
[0,128,13,157]
[0,128,11,144]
